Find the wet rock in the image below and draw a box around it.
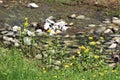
[88,24,96,28]
[5,31,16,37]
[30,22,38,27]
[3,23,12,30]
[76,15,85,19]
[49,29,56,36]
[112,54,120,63]
[0,0,3,4]
[76,32,84,35]
[110,34,120,37]
[104,41,113,45]
[107,24,119,32]
[3,41,11,45]
[112,17,120,25]
[14,42,20,47]
[89,29,95,34]
[48,16,55,20]
[55,20,67,29]
[24,29,35,37]
[61,26,69,31]
[27,3,39,8]
[64,34,70,38]
[71,35,76,38]
[56,30,62,34]
[1,31,8,34]
[35,17,69,36]
[68,45,78,49]
[108,42,117,49]
[35,54,42,60]
[69,22,74,26]
[36,22,45,31]
[102,18,111,24]
[109,63,116,67]
[112,17,119,20]
[112,37,120,43]
[94,26,106,34]
[64,40,73,45]
[27,30,35,37]
[104,29,112,34]
[69,14,77,19]
[3,36,14,42]
[12,39,19,43]
[35,29,46,36]
[3,36,19,44]
[12,25,21,32]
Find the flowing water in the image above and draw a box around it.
[0,1,108,33]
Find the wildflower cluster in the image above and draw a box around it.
[72,35,105,70]
[8,17,107,72]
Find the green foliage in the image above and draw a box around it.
[0,47,120,80]
[0,48,41,80]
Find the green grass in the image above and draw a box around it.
[0,48,41,80]
[0,47,120,80]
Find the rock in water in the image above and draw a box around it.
[102,18,111,24]
[69,14,76,19]
[12,25,21,32]
[14,42,20,47]
[0,0,3,4]
[35,29,45,36]
[112,17,120,26]
[49,29,56,36]
[104,29,112,34]
[76,15,85,19]
[3,36,13,42]
[27,3,39,8]
[108,43,117,49]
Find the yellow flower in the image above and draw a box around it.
[77,51,80,55]
[70,63,73,66]
[24,17,28,21]
[64,64,69,68]
[54,32,57,35]
[71,55,75,59]
[23,17,29,28]
[88,36,93,40]
[112,70,117,73]
[84,48,89,54]
[42,68,46,70]
[53,75,57,78]
[100,37,104,40]
[43,70,46,73]
[42,68,46,73]
[47,29,51,33]
[78,45,86,50]
[99,72,104,76]
[23,21,29,28]
[89,41,97,45]
[94,55,99,59]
